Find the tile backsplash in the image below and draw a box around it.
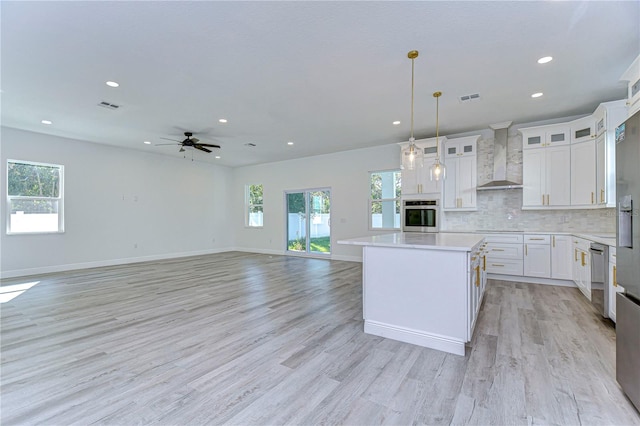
[441,126,616,234]
[442,190,616,233]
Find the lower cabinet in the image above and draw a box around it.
[572,237,592,300]
[484,234,524,276]
[608,246,624,322]
[551,235,573,280]
[523,234,551,278]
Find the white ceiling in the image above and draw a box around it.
[2,1,639,167]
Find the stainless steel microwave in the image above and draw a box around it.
[403,199,439,233]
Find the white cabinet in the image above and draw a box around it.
[522,124,570,149]
[596,133,606,205]
[570,139,597,207]
[522,145,571,208]
[399,137,444,195]
[620,54,640,118]
[608,247,624,322]
[523,234,551,278]
[571,115,596,144]
[443,136,478,211]
[484,233,524,276]
[572,237,592,300]
[551,235,573,280]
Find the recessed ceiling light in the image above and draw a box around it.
[143,141,151,145]
[287,141,294,146]
[219,119,227,123]
[106,81,119,88]
[41,120,52,125]
[531,92,543,98]
[537,56,553,64]
[393,121,401,125]
[215,155,221,159]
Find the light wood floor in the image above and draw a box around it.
[1,252,639,425]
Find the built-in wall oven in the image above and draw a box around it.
[403,198,439,233]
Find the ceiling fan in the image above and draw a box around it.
[156,132,221,153]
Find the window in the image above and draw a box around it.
[7,160,64,234]
[370,170,401,230]
[246,184,263,227]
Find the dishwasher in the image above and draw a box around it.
[590,242,609,318]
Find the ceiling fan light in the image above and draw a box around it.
[179,147,185,152]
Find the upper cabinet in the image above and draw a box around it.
[520,100,627,210]
[443,136,479,211]
[399,137,445,195]
[522,124,570,149]
[621,54,640,118]
[520,125,571,209]
[570,115,596,144]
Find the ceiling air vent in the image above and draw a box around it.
[459,93,481,103]
[98,101,121,110]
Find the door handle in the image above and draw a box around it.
[613,265,617,287]
[581,251,586,266]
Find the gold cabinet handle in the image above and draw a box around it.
[492,264,505,267]
[552,235,555,247]
[483,255,486,271]
[575,248,578,261]
[591,192,594,204]
[581,251,586,266]
[546,194,550,205]
[471,256,477,261]
[613,265,617,287]
[476,265,480,286]
[525,244,528,256]
[492,248,505,252]
[542,194,545,205]
[600,189,605,203]
[529,238,545,240]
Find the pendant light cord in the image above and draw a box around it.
[410,56,415,140]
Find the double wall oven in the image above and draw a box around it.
[402,197,440,233]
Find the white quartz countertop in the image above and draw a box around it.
[337,232,484,252]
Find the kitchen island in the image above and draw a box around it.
[338,232,485,356]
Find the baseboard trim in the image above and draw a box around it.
[0,248,233,279]
[487,273,576,287]
[364,320,466,356]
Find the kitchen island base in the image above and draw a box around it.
[348,234,486,356]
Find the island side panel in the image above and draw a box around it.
[362,246,469,354]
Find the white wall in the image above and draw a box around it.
[232,144,401,261]
[1,127,234,277]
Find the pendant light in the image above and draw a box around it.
[429,91,446,181]
[401,50,423,171]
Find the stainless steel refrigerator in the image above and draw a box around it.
[616,109,640,412]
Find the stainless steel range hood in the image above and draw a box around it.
[477,121,523,190]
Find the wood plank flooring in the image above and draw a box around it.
[1,252,639,425]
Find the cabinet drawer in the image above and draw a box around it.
[486,243,523,260]
[484,234,524,244]
[524,234,550,244]
[486,260,523,276]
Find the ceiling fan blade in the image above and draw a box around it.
[194,145,212,153]
[190,137,200,143]
[196,143,221,148]
[155,143,180,146]
[160,137,181,142]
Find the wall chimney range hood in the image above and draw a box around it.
[477,121,523,190]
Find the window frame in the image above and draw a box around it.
[6,159,65,235]
[245,183,264,228]
[369,169,401,231]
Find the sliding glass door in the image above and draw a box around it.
[286,189,331,255]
